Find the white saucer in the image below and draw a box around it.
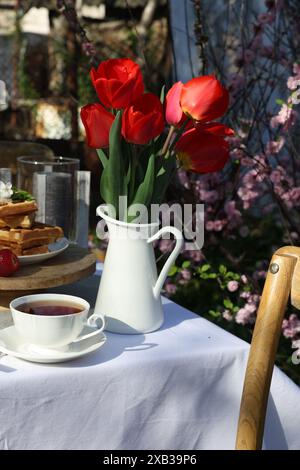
[18,237,69,266]
[0,325,106,363]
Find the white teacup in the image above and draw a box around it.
[10,293,105,350]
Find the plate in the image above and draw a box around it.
[18,237,69,266]
[0,324,106,363]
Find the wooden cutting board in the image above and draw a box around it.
[0,245,96,309]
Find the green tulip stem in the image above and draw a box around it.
[129,144,138,204]
[168,118,190,154]
[161,126,175,156]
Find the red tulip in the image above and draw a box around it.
[195,122,234,136]
[165,81,185,127]
[80,103,114,148]
[122,93,165,145]
[175,127,230,173]
[91,58,144,109]
[180,75,229,122]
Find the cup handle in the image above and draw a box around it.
[74,314,106,342]
[147,226,184,299]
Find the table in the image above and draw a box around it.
[0,273,299,450]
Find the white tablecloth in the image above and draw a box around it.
[0,274,299,450]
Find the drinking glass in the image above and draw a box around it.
[17,156,80,241]
[0,168,12,184]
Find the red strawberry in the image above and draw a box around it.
[0,249,20,277]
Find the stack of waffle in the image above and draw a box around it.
[0,200,64,256]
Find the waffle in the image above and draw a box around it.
[0,200,38,217]
[0,222,63,244]
[0,212,36,229]
[0,236,57,250]
[0,243,49,256]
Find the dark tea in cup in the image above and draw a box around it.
[17,300,83,316]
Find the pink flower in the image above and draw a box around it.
[159,239,174,253]
[227,280,239,292]
[181,269,191,281]
[165,282,177,295]
[235,308,255,325]
[265,137,285,155]
[240,156,254,167]
[237,187,259,209]
[223,310,233,321]
[240,291,250,299]
[187,250,204,263]
[244,302,257,314]
[199,189,219,204]
[287,76,300,91]
[205,220,226,231]
[241,275,248,284]
[290,89,300,106]
[282,314,300,339]
[177,169,191,189]
[282,187,300,208]
[235,293,260,325]
[270,104,298,131]
[293,63,300,76]
[224,201,242,228]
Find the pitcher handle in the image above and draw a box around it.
[147,226,184,299]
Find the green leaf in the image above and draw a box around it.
[160,85,166,104]
[219,264,227,275]
[152,153,176,204]
[223,299,233,309]
[276,98,285,105]
[100,112,127,217]
[208,310,220,318]
[126,158,131,187]
[168,266,178,277]
[129,153,155,210]
[207,273,217,279]
[201,264,210,272]
[96,148,108,168]
[182,260,191,268]
[11,187,34,202]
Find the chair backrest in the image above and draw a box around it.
[236,246,300,450]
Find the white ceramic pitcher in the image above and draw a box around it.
[94,205,184,334]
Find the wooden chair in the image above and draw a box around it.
[236,246,300,450]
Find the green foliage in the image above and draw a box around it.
[100,112,127,218]
[97,149,108,168]
[152,153,176,204]
[129,154,155,210]
[11,187,34,202]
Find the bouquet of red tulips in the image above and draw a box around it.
[80,58,233,220]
